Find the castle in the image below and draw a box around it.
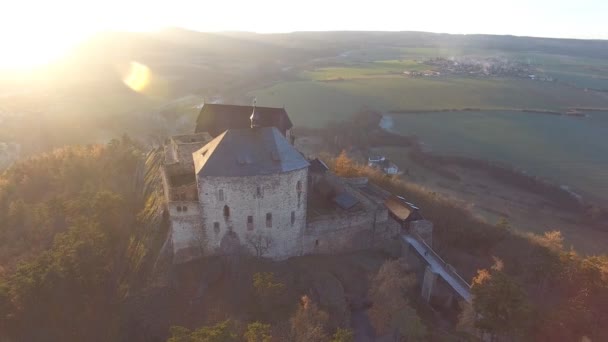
[161,103,403,263]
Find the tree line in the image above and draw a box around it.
[0,137,165,341]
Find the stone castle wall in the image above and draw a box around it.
[165,133,212,173]
[197,167,308,260]
[303,207,392,254]
[168,201,204,264]
[160,165,198,202]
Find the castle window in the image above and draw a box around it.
[296,180,302,192]
[315,239,319,247]
[183,205,188,212]
[266,213,272,228]
[256,186,262,198]
[297,192,302,208]
[223,205,230,219]
[291,211,295,225]
[177,206,182,212]
[213,222,220,234]
[219,189,224,201]
[247,215,254,230]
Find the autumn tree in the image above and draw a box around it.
[334,150,358,177]
[244,322,272,342]
[330,328,354,342]
[472,258,531,341]
[290,295,329,342]
[167,320,237,342]
[368,259,425,340]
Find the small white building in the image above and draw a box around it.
[368,156,399,175]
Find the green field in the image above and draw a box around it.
[250,50,608,203]
[386,110,608,202]
[251,76,608,127]
[303,59,429,80]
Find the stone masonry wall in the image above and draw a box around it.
[168,201,204,264]
[303,207,390,254]
[197,168,308,260]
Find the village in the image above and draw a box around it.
[418,56,545,79]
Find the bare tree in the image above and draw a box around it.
[245,232,274,257]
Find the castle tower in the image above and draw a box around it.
[192,126,309,259]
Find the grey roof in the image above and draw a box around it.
[195,103,293,137]
[195,127,309,177]
[333,192,359,210]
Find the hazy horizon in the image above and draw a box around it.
[2,0,607,68]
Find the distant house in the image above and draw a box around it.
[368,156,399,175]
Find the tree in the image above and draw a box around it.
[330,328,354,342]
[167,326,193,342]
[392,306,427,341]
[368,259,418,338]
[496,217,511,231]
[456,300,477,338]
[334,150,358,177]
[244,322,272,342]
[167,320,238,342]
[472,258,531,341]
[252,272,285,320]
[245,233,274,257]
[290,295,329,342]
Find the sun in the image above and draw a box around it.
[0,32,79,70]
[0,1,164,70]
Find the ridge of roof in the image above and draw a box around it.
[193,127,308,177]
[195,103,293,137]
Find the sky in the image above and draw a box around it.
[1,0,607,67]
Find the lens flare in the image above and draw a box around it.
[122,61,150,92]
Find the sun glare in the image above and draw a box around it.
[122,62,151,92]
[0,1,164,70]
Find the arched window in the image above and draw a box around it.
[223,205,230,219]
[296,180,302,192]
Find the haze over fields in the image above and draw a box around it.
[3,17,608,341]
[3,29,608,202]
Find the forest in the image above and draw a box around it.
[0,136,607,341]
